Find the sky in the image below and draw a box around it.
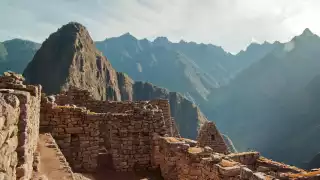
[1,0,320,53]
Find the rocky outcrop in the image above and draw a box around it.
[169,92,207,139]
[23,22,121,101]
[116,72,133,101]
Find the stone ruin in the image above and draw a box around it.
[1,71,320,180]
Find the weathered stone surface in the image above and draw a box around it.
[0,71,41,180]
[65,127,83,134]
[240,166,254,179]
[218,165,241,177]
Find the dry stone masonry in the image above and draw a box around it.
[197,121,230,154]
[40,86,179,172]
[0,72,41,180]
[1,71,320,180]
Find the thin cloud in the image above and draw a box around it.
[0,0,320,53]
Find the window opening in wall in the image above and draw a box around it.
[211,134,215,141]
[71,134,79,144]
[70,134,80,169]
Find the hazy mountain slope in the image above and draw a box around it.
[0,39,40,73]
[96,34,279,107]
[0,42,7,61]
[96,35,217,103]
[206,28,320,167]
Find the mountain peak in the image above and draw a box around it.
[57,22,87,34]
[301,28,314,36]
[154,36,169,43]
[23,22,122,100]
[289,28,318,44]
[153,36,170,46]
[119,32,136,40]
[50,21,94,46]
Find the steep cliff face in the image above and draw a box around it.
[116,72,134,101]
[23,22,121,101]
[169,92,207,139]
[133,81,170,100]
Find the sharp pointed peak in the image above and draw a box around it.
[301,28,314,36]
[290,28,318,42]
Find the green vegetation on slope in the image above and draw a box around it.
[0,39,40,73]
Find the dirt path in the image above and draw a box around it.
[37,133,74,180]
[36,133,163,180]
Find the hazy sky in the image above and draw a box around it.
[1,0,320,53]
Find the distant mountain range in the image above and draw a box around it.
[2,26,320,168]
[95,34,278,104]
[205,28,320,168]
[1,31,277,105]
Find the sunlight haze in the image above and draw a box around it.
[1,0,320,53]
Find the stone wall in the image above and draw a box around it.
[41,89,174,172]
[0,91,20,180]
[0,72,42,180]
[104,107,168,172]
[150,99,180,138]
[40,100,101,172]
[197,121,229,154]
[51,86,179,136]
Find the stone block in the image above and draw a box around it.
[218,165,241,177]
[65,127,83,133]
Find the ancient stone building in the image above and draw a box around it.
[197,121,230,154]
[40,86,180,172]
[1,71,320,180]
